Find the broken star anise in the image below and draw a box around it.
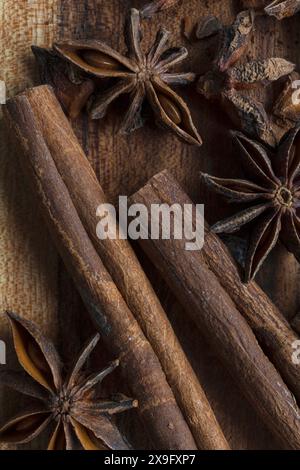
[0,312,137,450]
[54,8,202,146]
[272,71,300,138]
[265,1,300,19]
[201,126,300,282]
[197,10,295,146]
[240,0,300,18]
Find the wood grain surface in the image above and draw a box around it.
[1,0,300,450]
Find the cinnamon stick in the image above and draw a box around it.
[4,95,197,450]
[144,171,300,405]
[131,170,300,450]
[5,85,229,450]
[24,85,228,449]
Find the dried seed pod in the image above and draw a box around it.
[55,41,136,78]
[157,92,182,124]
[70,419,106,450]
[48,422,67,450]
[53,9,201,146]
[32,46,95,119]
[221,90,277,146]
[27,341,51,375]
[81,50,122,70]
[7,311,61,392]
[147,77,202,145]
[0,410,51,444]
[265,0,300,19]
[217,10,255,72]
[273,72,300,123]
[13,414,48,433]
[197,11,294,146]
[0,312,136,450]
[229,58,295,86]
[201,127,300,281]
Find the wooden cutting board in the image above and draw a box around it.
[0,0,299,449]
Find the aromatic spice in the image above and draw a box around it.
[197,10,295,146]
[9,84,229,451]
[265,0,300,19]
[273,72,300,131]
[32,47,95,120]
[54,9,201,146]
[140,0,181,18]
[241,0,300,18]
[5,86,198,450]
[201,128,300,282]
[130,170,300,450]
[0,312,137,450]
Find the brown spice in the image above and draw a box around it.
[265,0,300,19]
[130,170,300,450]
[4,89,198,450]
[0,312,136,450]
[197,10,295,146]
[6,84,229,451]
[32,46,95,120]
[273,72,300,131]
[51,9,201,146]
[242,0,300,18]
[200,129,300,282]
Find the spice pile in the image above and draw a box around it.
[1,0,300,450]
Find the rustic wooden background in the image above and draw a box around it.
[1,0,300,450]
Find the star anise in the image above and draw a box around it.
[54,8,202,146]
[265,1,300,19]
[197,10,295,146]
[200,126,300,282]
[0,312,137,450]
[272,72,300,138]
[241,0,300,18]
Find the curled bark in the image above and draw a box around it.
[4,89,198,451]
[9,85,228,450]
[130,170,300,450]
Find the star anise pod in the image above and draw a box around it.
[31,46,96,120]
[272,72,300,138]
[200,126,300,282]
[0,312,137,450]
[54,8,202,146]
[240,0,300,18]
[264,0,300,19]
[197,10,295,146]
